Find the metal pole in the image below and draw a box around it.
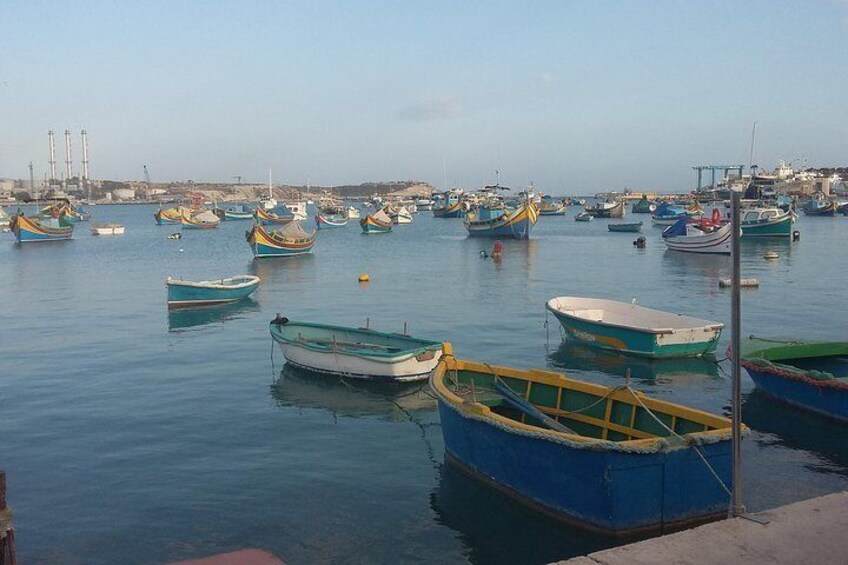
[730,187,745,517]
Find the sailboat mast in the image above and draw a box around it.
[748,121,757,172]
[269,169,273,199]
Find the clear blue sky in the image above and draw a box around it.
[2,1,846,192]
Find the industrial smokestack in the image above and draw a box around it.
[81,130,89,180]
[48,130,57,181]
[64,130,73,180]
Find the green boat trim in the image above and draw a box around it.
[740,337,848,383]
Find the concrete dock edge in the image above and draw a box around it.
[554,491,848,565]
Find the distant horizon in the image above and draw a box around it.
[3,1,846,191]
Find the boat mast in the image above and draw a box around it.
[748,121,757,173]
[268,169,273,200]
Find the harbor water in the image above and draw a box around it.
[2,204,847,564]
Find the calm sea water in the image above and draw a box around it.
[2,204,847,564]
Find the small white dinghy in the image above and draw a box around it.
[91,223,125,235]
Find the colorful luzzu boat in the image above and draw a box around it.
[740,337,848,423]
[9,212,74,242]
[431,350,735,536]
[255,206,295,226]
[42,203,91,222]
[546,296,723,358]
[154,207,182,225]
[315,213,349,228]
[432,190,466,218]
[360,209,393,234]
[180,208,220,229]
[246,221,315,258]
[166,275,260,309]
[464,202,538,239]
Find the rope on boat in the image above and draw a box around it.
[626,388,733,499]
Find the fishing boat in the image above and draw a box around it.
[432,190,466,218]
[391,205,413,224]
[91,223,125,235]
[360,209,393,234]
[546,296,723,358]
[663,217,732,254]
[631,196,656,214]
[570,197,586,206]
[214,204,254,221]
[538,196,568,216]
[315,212,349,228]
[464,201,538,239]
[739,337,848,423]
[42,202,91,222]
[154,207,182,225]
[607,221,643,233]
[431,350,735,536]
[735,206,794,237]
[650,202,701,226]
[415,198,434,211]
[584,199,624,218]
[246,221,316,258]
[0,207,9,232]
[166,275,260,309]
[180,208,220,229]
[802,194,837,217]
[574,211,593,222]
[255,205,295,225]
[9,212,74,242]
[281,201,309,221]
[269,317,445,382]
[347,206,361,219]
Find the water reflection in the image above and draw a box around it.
[661,249,729,281]
[269,363,435,421]
[251,253,314,284]
[167,298,260,332]
[547,340,720,384]
[429,460,618,565]
[743,390,848,477]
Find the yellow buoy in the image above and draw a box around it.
[358,273,370,283]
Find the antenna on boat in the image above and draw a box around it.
[730,183,745,518]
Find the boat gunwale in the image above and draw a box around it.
[166,275,260,291]
[545,297,724,335]
[739,339,848,390]
[431,354,733,452]
[269,321,443,360]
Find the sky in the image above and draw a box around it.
[1,1,847,193]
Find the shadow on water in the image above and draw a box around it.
[743,390,848,477]
[269,363,436,421]
[430,460,619,565]
[547,340,720,384]
[167,298,260,332]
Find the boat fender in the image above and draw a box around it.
[792,230,800,242]
[633,236,646,248]
[271,314,289,326]
[479,250,488,258]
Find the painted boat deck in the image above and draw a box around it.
[553,491,848,565]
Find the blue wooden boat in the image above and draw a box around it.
[432,190,466,218]
[464,202,538,239]
[246,221,316,258]
[740,337,848,423]
[607,221,643,233]
[431,349,735,536]
[651,202,700,226]
[802,195,837,216]
[360,209,393,234]
[255,205,295,225]
[546,296,723,358]
[9,212,74,242]
[214,204,254,220]
[179,208,220,229]
[166,274,260,309]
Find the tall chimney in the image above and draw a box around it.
[81,130,89,181]
[48,130,57,182]
[64,130,73,180]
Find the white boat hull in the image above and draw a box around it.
[278,341,442,382]
[664,223,733,254]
